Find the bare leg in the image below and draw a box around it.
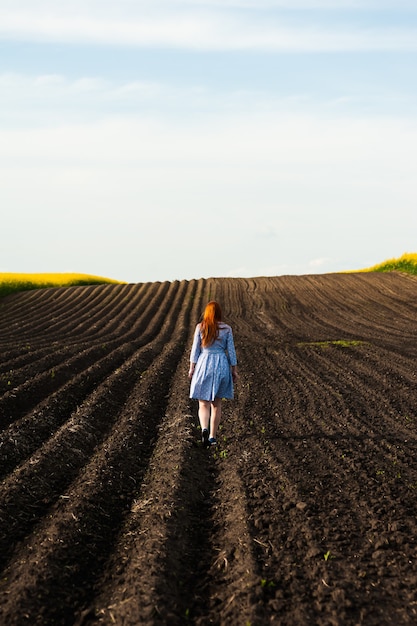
[209,397,222,439]
[198,400,211,431]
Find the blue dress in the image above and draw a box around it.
[189,323,237,401]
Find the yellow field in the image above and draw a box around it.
[358,252,417,274]
[0,272,125,298]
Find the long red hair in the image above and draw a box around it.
[200,301,222,347]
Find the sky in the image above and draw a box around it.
[1,0,417,283]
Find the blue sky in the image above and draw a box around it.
[1,0,417,282]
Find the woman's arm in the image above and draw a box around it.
[226,327,238,367]
[188,362,196,379]
[189,324,201,379]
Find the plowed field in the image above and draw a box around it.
[1,273,417,625]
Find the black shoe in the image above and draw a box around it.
[209,437,217,446]
[201,429,209,448]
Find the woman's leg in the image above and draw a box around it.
[198,400,211,431]
[209,397,222,439]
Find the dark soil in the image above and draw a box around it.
[1,272,417,625]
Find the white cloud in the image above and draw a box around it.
[0,72,390,142]
[309,257,332,268]
[0,2,416,51]
[1,108,416,251]
[179,0,416,6]
[0,0,414,14]
[2,75,416,204]
[0,112,410,167]
[0,72,163,101]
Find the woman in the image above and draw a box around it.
[188,301,238,447]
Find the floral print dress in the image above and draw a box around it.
[189,323,237,401]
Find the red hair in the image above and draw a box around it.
[200,301,222,347]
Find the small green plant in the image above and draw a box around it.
[324,550,334,561]
[219,449,228,459]
[261,578,276,588]
[298,340,365,349]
